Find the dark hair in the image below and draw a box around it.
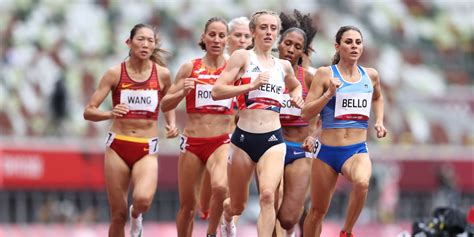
[129,23,168,66]
[279,9,318,55]
[198,17,228,51]
[331,25,363,65]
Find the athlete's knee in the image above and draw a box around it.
[132,195,154,213]
[179,202,197,219]
[352,179,370,192]
[259,188,275,207]
[229,201,246,216]
[110,209,127,225]
[211,184,228,200]
[308,205,329,220]
[279,215,299,230]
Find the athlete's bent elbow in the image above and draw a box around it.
[301,109,311,122]
[211,87,223,100]
[83,111,94,121]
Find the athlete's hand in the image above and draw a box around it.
[302,136,316,153]
[374,123,387,138]
[183,78,195,96]
[111,103,129,118]
[290,96,304,109]
[326,77,341,97]
[250,71,270,90]
[165,124,179,138]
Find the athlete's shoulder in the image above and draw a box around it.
[154,62,168,69]
[361,66,379,80]
[155,63,170,77]
[232,49,250,58]
[227,49,250,68]
[104,63,122,78]
[315,66,332,76]
[302,67,312,77]
[179,60,195,71]
[307,66,317,76]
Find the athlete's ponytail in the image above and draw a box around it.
[331,52,340,65]
[150,47,168,67]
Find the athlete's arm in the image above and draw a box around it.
[301,67,322,152]
[160,62,193,112]
[212,49,262,100]
[83,65,124,121]
[304,67,315,89]
[367,67,387,138]
[281,59,303,108]
[304,67,322,137]
[158,64,179,138]
[301,115,321,152]
[301,66,332,121]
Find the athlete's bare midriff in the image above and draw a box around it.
[110,118,158,138]
[184,113,234,137]
[320,128,367,146]
[236,109,281,133]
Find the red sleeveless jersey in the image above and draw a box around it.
[280,66,309,126]
[185,58,234,115]
[112,62,161,120]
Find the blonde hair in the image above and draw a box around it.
[248,10,281,49]
[249,10,281,32]
[228,16,250,33]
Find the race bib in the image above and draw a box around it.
[120,89,158,112]
[280,94,301,116]
[148,137,159,154]
[334,92,372,120]
[179,135,188,152]
[248,73,284,106]
[195,84,232,109]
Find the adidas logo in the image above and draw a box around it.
[267,134,278,142]
[251,66,261,73]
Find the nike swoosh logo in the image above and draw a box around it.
[293,151,304,155]
[122,83,134,89]
[143,148,149,151]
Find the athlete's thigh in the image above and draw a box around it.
[207,143,230,187]
[256,143,286,192]
[227,143,255,206]
[104,148,130,211]
[309,158,338,210]
[130,154,158,200]
[341,153,372,184]
[177,151,205,205]
[280,158,311,214]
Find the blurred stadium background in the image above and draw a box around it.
[0,0,473,236]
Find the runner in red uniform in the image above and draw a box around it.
[83,23,178,237]
[161,17,233,237]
